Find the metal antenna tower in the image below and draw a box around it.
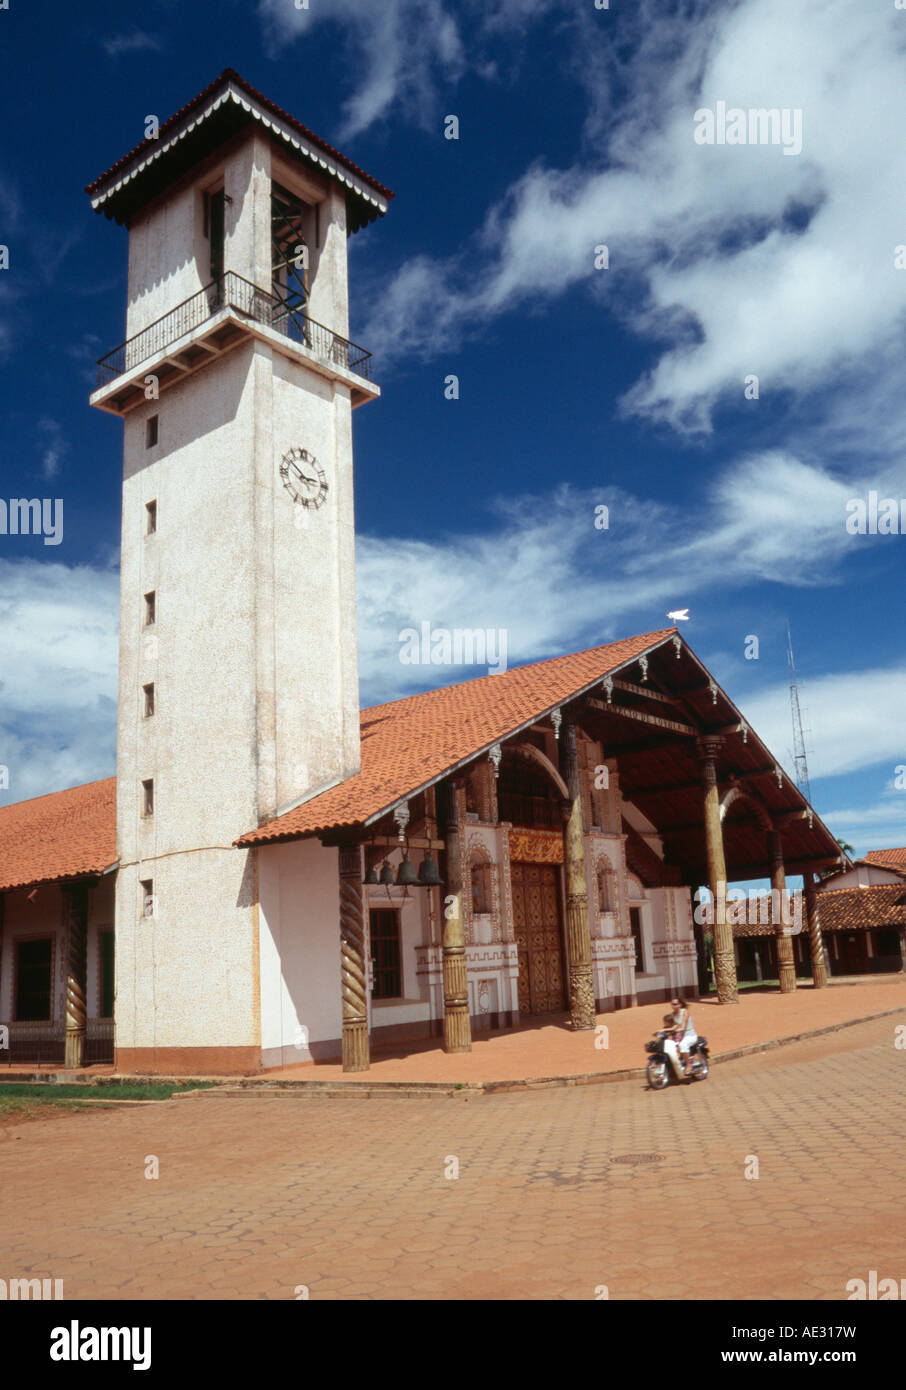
[786,622,812,802]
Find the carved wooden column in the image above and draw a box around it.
[803,872,829,989]
[769,828,797,994]
[64,883,88,1069]
[697,736,738,1004]
[339,841,369,1072]
[561,721,596,1030]
[442,780,472,1052]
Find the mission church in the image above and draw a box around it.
[0,72,850,1074]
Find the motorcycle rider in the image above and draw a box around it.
[662,996,698,1079]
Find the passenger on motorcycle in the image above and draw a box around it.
[662,997,697,1079]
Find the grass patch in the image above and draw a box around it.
[0,1080,215,1104]
[0,1073,215,1117]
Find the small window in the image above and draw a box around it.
[141,779,154,817]
[470,859,492,914]
[15,938,52,1021]
[100,929,115,1018]
[370,909,401,1000]
[145,500,157,534]
[146,415,159,449]
[142,683,155,718]
[140,879,155,919]
[598,869,613,913]
[143,591,155,626]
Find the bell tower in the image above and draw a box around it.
[87,70,392,1071]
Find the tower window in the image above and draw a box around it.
[145,500,157,534]
[140,879,155,919]
[141,779,154,817]
[146,415,159,449]
[143,591,155,626]
[142,683,155,718]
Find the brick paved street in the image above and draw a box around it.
[1,1012,904,1300]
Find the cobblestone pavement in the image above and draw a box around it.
[1,1013,904,1300]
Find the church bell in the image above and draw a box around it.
[418,852,442,887]
[379,861,395,886]
[395,854,419,888]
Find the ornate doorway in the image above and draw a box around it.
[511,862,566,1015]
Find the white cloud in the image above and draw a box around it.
[735,666,906,787]
[357,0,906,441]
[36,418,65,481]
[0,559,118,805]
[259,0,465,139]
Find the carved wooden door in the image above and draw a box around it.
[511,862,566,1014]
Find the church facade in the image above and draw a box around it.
[0,73,848,1074]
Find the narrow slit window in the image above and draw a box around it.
[140,879,155,919]
[141,778,154,817]
[146,415,159,449]
[145,500,157,535]
[144,591,155,626]
[142,683,155,718]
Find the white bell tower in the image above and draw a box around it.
[87,70,391,1071]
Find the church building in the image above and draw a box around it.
[0,72,847,1075]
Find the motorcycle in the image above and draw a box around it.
[645,1028,710,1089]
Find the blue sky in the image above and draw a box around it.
[0,0,904,858]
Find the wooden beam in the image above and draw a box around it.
[585,698,697,737]
[606,679,684,708]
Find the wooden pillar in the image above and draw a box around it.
[442,780,472,1053]
[804,872,829,989]
[64,883,88,1069]
[697,736,738,1004]
[769,829,797,994]
[561,721,596,1030]
[339,841,369,1072]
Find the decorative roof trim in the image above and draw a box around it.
[88,77,391,216]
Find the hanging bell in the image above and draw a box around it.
[379,861,395,886]
[418,851,443,887]
[396,854,419,888]
[363,864,379,886]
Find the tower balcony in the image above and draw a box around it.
[90,271,379,415]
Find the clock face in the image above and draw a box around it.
[279,447,328,509]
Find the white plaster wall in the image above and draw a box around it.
[822,865,903,891]
[258,838,340,1062]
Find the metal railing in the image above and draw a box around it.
[97,270,373,388]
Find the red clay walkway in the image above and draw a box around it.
[262,977,906,1085]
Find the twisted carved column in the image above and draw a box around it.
[339,843,369,1072]
[442,781,472,1053]
[769,829,797,994]
[697,737,738,1004]
[561,722,596,1030]
[803,872,829,989]
[64,884,88,1069]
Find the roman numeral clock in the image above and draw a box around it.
[280,446,328,510]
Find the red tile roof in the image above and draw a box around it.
[864,848,906,873]
[237,629,677,845]
[817,884,906,932]
[0,778,117,893]
[85,68,394,204]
